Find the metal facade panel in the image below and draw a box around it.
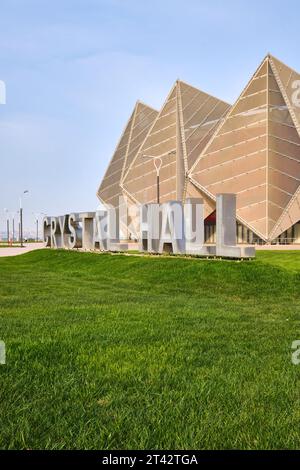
[190,55,300,241]
[97,101,157,209]
[98,54,300,243]
[190,58,269,239]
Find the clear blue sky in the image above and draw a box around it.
[1,0,300,236]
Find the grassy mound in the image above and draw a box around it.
[0,249,299,449]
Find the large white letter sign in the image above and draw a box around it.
[184,198,216,256]
[43,192,256,259]
[58,215,70,249]
[93,210,109,250]
[79,212,95,250]
[68,213,82,249]
[50,217,60,248]
[43,217,51,247]
[107,205,128,252]
[158,201,185,254]
[216,194,255,258]
[139,203,160,253]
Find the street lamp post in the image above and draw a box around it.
[142,155,163,203]
[10,212,16,243]
[142,151,175,204]
[17,211,20,242]
[20,190,29,247]
[33,213,39,242]
[33,212,46,242]
[4,209,9,245]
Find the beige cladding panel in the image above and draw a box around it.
[186,120,222,145]
[267,55,300,240]
[185,180,215,217]
[179,81,231,171]
[198,151,266,187]
[272,58,293,85]
[159,178,177,198]
[184,107,217,137]
[270,136,300,160]
[147,112,176,136]
[100,113,134,177]
[246,74,268,95]
[212,122,266,151]
[288,198,300,221]
[205,167,266,195]
[118,129,132,149]
[201,101,229,124]
[270,106,293,126]
[125,167,155,195]
[125,160,176,202]
[204,135,266,161]
[269,120,300,144]
[123,83,178,204]
[100,190,121,208]
[125,158,153,185]
[233,91,267,115]
[186,131,218,170]
[269,73,280,90]
[274,212,296,239]
[126,136,150,171]
[271,56,300,133]
[251,218,268,237]
[237,201,266,222]
[101,169,123,188]
[99,182,120,202]
[268,185,291,209]
[160,98,177,116]
[268,203,284,223]
[237,184,267,208]
[183,96,217,126]
[124,106,158,175]
[144,138,176,158]
[268,168,299,195]
[204,120,267,154]
[188,105,228,137]
[195,138,267,174]
[269,150,300,179]
[220,109,267,134]
[257,60,268,76]
[108,150,125,169]
[275,212,295,238]
[190,56,300,240]
[185,122,216,149]
[269,90,286,107]
[98,102,157,208]
[143,124,176,149]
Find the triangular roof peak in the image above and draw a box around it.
[135,100,158,112]
[177,79,231,106]
[261,52,300,78]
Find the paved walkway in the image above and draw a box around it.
[0,242,44,257]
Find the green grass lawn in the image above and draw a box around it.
[0,249,300,450]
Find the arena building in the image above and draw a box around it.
[97,54,300,245]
